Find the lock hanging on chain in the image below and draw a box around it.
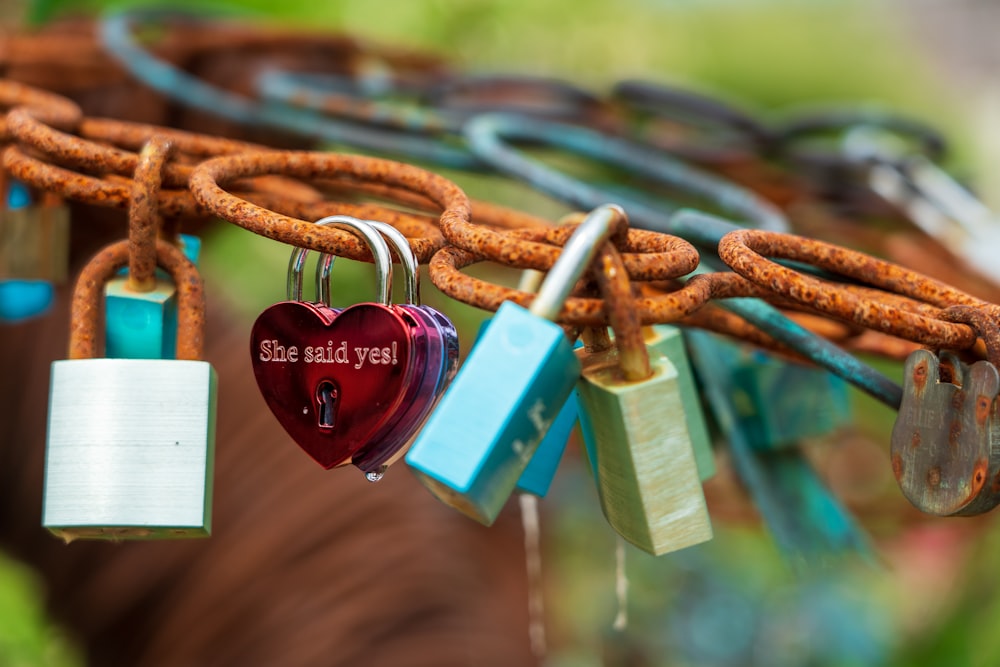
[575,244,712,556]
[891,348,1000,517]
[406,204,627,524]
[0,176,70,322]
[43,239,217,541]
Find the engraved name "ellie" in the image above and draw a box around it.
[258,339,398,369]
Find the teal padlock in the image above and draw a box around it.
[691,334,850,450]
[406,204,625,524]
[471,315,581,498]
[105,234,201,359]
[576,246,711,556]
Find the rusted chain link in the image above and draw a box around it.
[189,150,470,262]
[718,228,984,350]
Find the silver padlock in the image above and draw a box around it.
[43,240,217,541]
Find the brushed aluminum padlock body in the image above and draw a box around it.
[576,346,712,556]
[406,301,581,524]
[43,358,217,540]
[647,325,715,480]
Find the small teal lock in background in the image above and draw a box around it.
[407,204,625,524]
[689,333,851,450]
[0,181,67,323]
[105,234,201,358]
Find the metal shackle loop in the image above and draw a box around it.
[592,243,651,381]
[361,219,420,306]
[289,215,392,306]
[69,240,206,361]
[529,203,628,321]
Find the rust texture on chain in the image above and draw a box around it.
[128,136,175,291]
[592,243,651,380]
[718,229,984,350]
[189,150,472,262]
[939,305,1000,368]
[428,229,763,327]
[0,80,81,139]
[69,240,205,361]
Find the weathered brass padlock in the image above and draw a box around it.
[891,349,1000,517]
[576,245,712,556]
[43,240,217,541]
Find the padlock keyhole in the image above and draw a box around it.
[316,381,339,429]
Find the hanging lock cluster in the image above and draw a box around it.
[250,215,458,478]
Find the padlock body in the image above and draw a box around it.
[577,347,712,556]
[105,277,178,359]
[691,334,850,450]
[515,391,578,497]
[0,204,70,282]
[647,325,715,480]
[406,301,581,525]
[43,358,217,540]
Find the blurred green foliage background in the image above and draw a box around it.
[3,0,997,665]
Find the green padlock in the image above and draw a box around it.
[576,244,712,556]
[644,325,715,480]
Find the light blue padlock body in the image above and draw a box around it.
[0,181,54,323]
[105,234,201,359]
[406,301,581,525]
[473,318,581,497]
[516,391,579,496]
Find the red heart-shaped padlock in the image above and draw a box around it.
[250,300,414,468]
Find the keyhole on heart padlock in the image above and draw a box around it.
[316,380,340,429]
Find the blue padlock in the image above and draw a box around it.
[105,234,201,359]
[474,269,582,498]
[407,204,625,524]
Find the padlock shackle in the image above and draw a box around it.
[364,220,420,306]
[127,136,175,292]
[530,204,626,321]
[286,215,392,306]
[70,240,205,360]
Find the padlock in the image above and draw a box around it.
[43,239,217,541]
[688,333,850,451]
[251,215,428,471]
[0,180,70,283]
[344,219,459,475]
[645,325,715,480]
[891,349,1000,516]
[575,245,712,556]
[406,204,626,524]
[685,329,871,561]
[0,180,68,322]
[468,312,581,498]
